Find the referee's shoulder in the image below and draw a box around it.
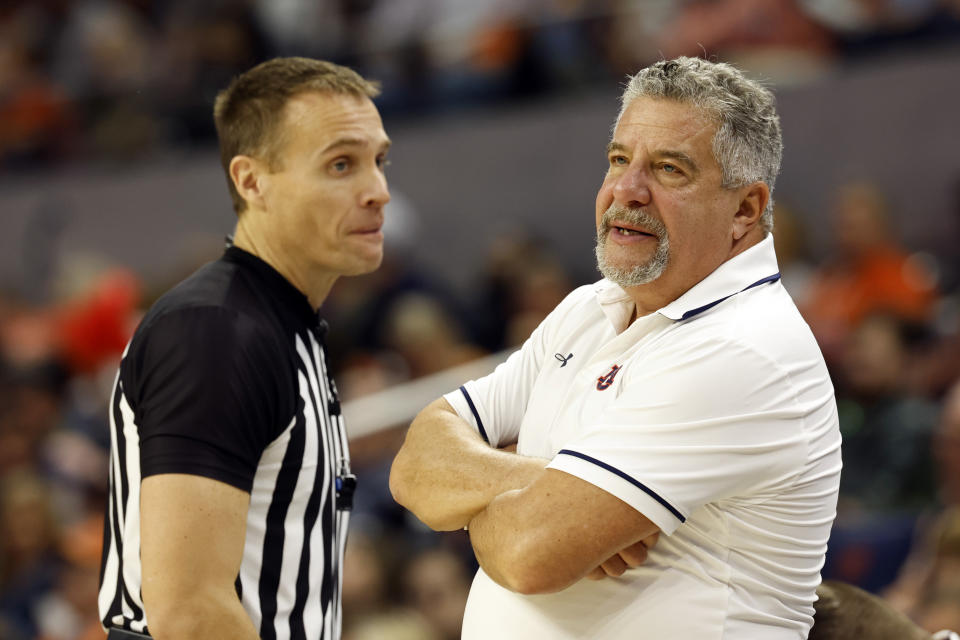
[130,257,281,356]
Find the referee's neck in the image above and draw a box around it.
[232,222,336,312]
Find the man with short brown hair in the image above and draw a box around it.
[99,57,391,640]
[213,57,381,215]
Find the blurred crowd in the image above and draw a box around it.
[3,175,960,638]
[3,0,960,170]
[3,1,960,639]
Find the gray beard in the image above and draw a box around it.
[595,205,670,287]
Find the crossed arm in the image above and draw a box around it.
[389,398,660,595]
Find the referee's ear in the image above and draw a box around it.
[230,154,268,213]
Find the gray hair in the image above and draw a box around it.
[616,57,783,234]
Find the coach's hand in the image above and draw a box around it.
[586,532,660,580]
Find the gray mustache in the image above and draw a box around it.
[599,205,667,239]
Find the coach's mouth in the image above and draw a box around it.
[610,221,656,238]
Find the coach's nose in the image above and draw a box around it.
[611,160,653,209]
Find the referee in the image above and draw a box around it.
[98,58,391,640]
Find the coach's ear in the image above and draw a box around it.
[732,181,769,241]
[230,155,268,212]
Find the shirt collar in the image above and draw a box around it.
[593,234,781,326]
[222,243,322,329]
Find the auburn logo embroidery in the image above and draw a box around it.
[596,364,621,390]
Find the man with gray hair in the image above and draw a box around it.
[391,56,841,638]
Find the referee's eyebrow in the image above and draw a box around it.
[606,141,629,156]
[322,137,392,154]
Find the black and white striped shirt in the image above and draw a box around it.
[99,246,352,639]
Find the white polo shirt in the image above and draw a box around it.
[444,235,841,639]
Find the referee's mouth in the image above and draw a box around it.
[349,224,384,238]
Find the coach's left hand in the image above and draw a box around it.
[586,532,660,580]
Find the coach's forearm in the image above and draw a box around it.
[146,589,259,640]
[468,469,661,596]
[389,398,547,531]
[468,487,587,595]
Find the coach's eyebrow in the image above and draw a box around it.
[657,149,699,175]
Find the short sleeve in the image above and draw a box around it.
[123,307,292,492]
[547,337,809,535]
[444,310,554,448]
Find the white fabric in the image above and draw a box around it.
[445,235,842,639]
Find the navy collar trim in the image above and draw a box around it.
[679,273,781,321]
[222,242,322,330]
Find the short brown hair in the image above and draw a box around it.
[213,57,381,214]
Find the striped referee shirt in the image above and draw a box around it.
[99,245,353,640]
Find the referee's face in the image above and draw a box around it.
[261,91,391,283]
[595,97,761,306]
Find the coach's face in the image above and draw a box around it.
[263,91,391,281]
[595,96,765,312]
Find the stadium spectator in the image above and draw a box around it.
[801,181,938,365]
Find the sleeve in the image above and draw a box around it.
[443,326,545,448]
[547,337,809,535]
[124,306,292,493]
[443,287,586,447]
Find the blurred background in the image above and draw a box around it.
[2,0,960,638]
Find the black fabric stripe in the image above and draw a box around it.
[98,381,121,592]
[318,464,336,628]
[557,449,686,523]
[102,386,127,626]
[299,333,339,634]
[316,342,347,632]
[334,507,345,632]
[459,386,488,443]
[113,386,145,627]
[289,358,330,640]
[115,385,129,536]
[258,398,307,640]
[101,479,122,627]
[308,343,337,632]
[97,461,113,589]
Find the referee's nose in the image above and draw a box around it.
[362,169,390,210]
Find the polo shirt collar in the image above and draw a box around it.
[593,234,781,327]
[659,234,780,321]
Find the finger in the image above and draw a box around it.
[585,567,607,581]
[600,554,628,577]
[641,531,660,549]
[617,541,648,568]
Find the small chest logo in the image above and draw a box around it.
[596,364,622,390]
[554,352,574,367]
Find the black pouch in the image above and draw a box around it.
[336,473,357,510]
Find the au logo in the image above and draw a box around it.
[596,364,621,390]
